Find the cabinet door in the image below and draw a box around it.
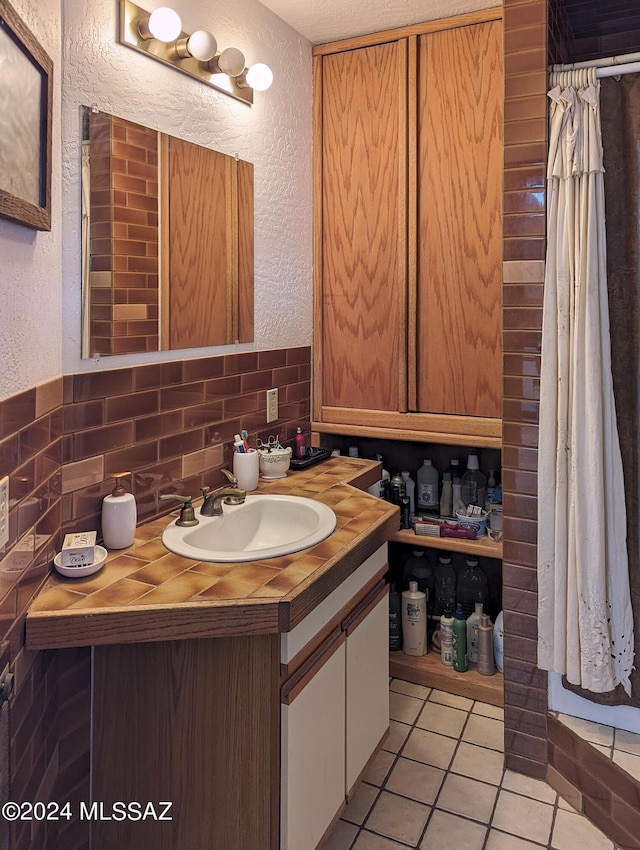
[345,589,389,793]
[320,40,407,413]
[414,20,503,418]
[281,634,346,850]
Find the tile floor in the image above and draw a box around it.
[324,679,621,850]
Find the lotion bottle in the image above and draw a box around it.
[466,602,484,664]
[401,581,427,656]
[102,474,136,550]
[477,614,495,676]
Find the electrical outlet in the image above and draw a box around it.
[266,388,279,423]
[0,476,8,550]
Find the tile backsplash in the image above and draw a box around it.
[0,345,310,850]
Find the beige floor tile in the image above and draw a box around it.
[473,701,504,721]
[402,727,458,770]
[420,809,487,850]
[390,679,431,700]
[557,794,580,812]
[389,690,423,724]
[502,769,557,804]
[385,757,445,805]
[352,831,409,849]
[416,700,468,738]
[462,713,504,752]
[451,741,504,785]
[486,829,548,850]
[364,749,396,787]
[342,782,379,825]
[551,808,614,850]
[491,789,554,845]
[436,773,497,823]
[428,689,474,711]
[614,728,640,757]
[612,749,640,782]
[325,820,359,850]
[365,790,430,846]
[557,713,614,747]
[382,720,411,754]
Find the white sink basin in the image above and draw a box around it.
[162,494,337,562]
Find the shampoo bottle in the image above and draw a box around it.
[102,474,136,550]
[466,602,484,664]
[440,604,454,666]
[477,614,495,676]
[417,459,439,514]
[402,581,427,656]
[452,603,467,672]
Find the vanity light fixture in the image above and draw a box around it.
[118,0,273,105]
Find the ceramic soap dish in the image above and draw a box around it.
[53,545,108,578]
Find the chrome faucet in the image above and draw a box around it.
[200,469,246,517]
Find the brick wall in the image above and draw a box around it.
[502,0,549,779]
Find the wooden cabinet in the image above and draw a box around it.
[313,10,503,448]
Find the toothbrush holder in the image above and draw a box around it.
[232,449,259,491]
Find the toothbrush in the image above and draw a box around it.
[241,429,250,451]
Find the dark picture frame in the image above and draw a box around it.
[0,0,53,230]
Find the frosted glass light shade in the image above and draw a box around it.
[187,30,218,62]
[246,63,273,91]
[217,47,246,76]
[146,7,182,42]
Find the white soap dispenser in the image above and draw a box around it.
[102,474,136,550]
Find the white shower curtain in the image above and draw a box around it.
[538,67,635,695]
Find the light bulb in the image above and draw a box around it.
[140,7,182,42]
[186,30,218,62]
[217,47,246,77]
[245,63,273,91]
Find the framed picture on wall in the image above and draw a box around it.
[0,0,52,231]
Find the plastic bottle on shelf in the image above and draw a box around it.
[452,603,467,672]
[494,610,504,672]
[484,469,497,512]
[457,557,490,619]
[440,604,454,666]
[417,459,439,514]
[401,471,415,516]
[433,554,456,617]
[367,454,390,500]
[401,581,427,656]
[389,583,402,652]
[445,458,463,481]
[466,601,484,664]
[452,476,465,517]
[389,473,406,506]
[477,614,495,676]
[439,472,453,518]
[294,427,306,459]
[461,453,486,509]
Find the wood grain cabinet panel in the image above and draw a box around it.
[314,10,503,444]
[320,41,407,413]
[416,21,503,418]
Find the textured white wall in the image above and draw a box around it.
[61,0,313,373]
[0,0,63,400]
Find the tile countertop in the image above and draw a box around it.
[26,458,399,651]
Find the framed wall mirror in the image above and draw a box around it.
[81,106,254,358]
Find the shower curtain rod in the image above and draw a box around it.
[551,50,640,78]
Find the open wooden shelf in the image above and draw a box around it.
[388,528,502,559]
[390,650,503,706]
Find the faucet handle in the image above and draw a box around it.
[160,494,199,527]
[221,468,238,487]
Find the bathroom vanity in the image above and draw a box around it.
[26,458,398,850]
